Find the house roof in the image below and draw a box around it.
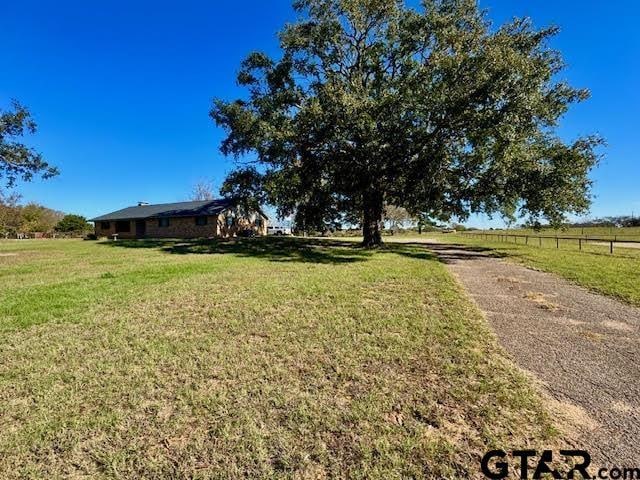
[90,199,237,222]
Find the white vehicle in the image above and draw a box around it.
[267,226,292,236]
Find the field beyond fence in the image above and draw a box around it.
[461,231,640,255]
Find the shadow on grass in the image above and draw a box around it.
[391,241,507,264]
[102,236,376,264]
[99,236,450,265]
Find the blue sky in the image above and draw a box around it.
[1,1,638,227]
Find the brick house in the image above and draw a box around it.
[91,199,268,239]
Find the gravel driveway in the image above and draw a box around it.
[426,241,640,466]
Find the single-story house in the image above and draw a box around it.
[90,199,268,239]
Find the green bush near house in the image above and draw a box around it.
[55,214,92,234]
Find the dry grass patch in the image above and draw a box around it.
[524,291,561,311]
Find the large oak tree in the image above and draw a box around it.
[212,0,601,246]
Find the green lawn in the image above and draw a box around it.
[439,233,640,306]
[0,238,559,478]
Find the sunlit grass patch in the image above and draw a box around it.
[0,238,560,478]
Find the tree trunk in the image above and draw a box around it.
[362,191,384,248]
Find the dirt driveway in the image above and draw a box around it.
[425,241,640,466]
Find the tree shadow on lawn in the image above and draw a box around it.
[100,236,449,265]
[391,241,507,264]
[102,236,374,264]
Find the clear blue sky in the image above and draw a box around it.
[1,1,638,226]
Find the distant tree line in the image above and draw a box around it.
[519,215,640,231]
[570,216,640,228]
[0,193,91,238]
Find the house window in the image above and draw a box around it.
[225,215,234,227]
[195,216,208,226]
[255,217,262,227]
[115,220,131,233]
[158,218,170,228]
[101,221,110,230]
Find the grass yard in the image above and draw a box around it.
[438,233,640,307]
[0,238,560,478]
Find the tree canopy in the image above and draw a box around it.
[55,214,92,233]
[1,101,58,189]
[0,196,63,236]
[211,0,602,246]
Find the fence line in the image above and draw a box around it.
[460,232,640,254]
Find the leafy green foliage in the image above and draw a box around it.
[0,191,21,236]
[0,101,58,188]
[18,203,64,233]
[0,195,63,235]
[220,166,266,211]
[55,214,92,233]
[212,0,602,246]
